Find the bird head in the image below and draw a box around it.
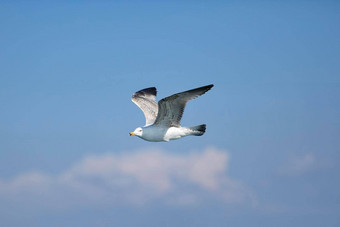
[129,127,143,137]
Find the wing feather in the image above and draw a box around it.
[153,84,214,127]
[131,87,158,126]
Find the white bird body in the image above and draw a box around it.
[130,85,213,142]
[140,126,181,142]
[139,126,200,142]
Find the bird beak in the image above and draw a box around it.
[129,132,136,136]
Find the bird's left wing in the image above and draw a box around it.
[131,87,158,126]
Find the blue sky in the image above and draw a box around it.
[0,1,339,226]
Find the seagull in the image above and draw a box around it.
[129,84,214,142]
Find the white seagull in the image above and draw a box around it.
[129,84,214,142]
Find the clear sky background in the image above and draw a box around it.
[0,1,339,226]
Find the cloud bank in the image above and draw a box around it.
[0,147,255,210]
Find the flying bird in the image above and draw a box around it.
[129,84,214,142]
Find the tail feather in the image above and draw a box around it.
[188,124,206,136]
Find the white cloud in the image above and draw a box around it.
[278,153,331,177]
[0,147,255,209]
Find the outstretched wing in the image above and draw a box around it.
[131,87,158,126]
[153,84,214,127]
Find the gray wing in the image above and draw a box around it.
[153,84,214,127]
[131,87,158,126]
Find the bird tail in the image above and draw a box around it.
[188,124,206,136]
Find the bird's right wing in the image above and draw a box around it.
[131,87,158,126]
[153,84,214,127]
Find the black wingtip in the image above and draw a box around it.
[206,84,214,90]
[190,84,214,95]
[197,84,214,91]
[133,87,157,97]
